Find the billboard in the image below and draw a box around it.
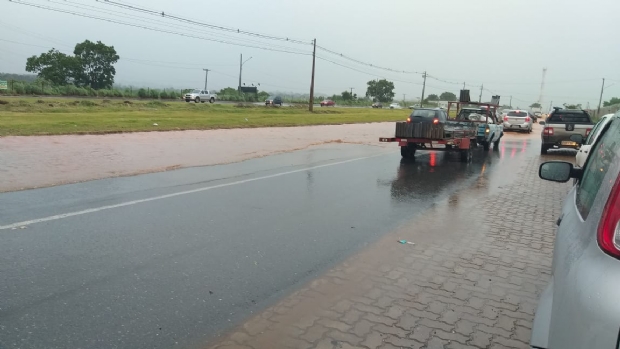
[0,80,7,90]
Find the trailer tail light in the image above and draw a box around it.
[406,117,411,123]
[525,116,531,122]
[433,118,439,124]
[586,128,592,136]
[598,174,620,259]
[543,127,554,135]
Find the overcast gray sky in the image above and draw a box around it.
[1,0,619,107]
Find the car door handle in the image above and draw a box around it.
[556,213,564,226]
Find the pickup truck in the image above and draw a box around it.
[184,89,217,103]
[456,107,503,150]
[539,108,594,154]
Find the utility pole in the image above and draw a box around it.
[420,71,427,107]
[549,101,553,112]
[309,38,316,112]
[509,96,512,108]
[463,82,466,89]
[403,94,406,103]
[203,68,210,90]
[478,84,483,103]
[597,78,605,116]
[349,87,354,95]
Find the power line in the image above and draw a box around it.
[315,45,424,75]
[8,0,313,56]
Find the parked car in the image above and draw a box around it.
[408,104,421,109]
[532,113,619,349]
[320,99,335,107]
[389,103,402,109]
[540,108,594,154]
[371,102,383,108]
[575,113,615,167]
[502,109,533,133]
[265,96,282,106]
[184,89,217,103]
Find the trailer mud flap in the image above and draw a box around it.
[458,138,471,150]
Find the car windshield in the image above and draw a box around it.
[457,109,486,121]
[508,111,527,117]
[548,112,591,123]
[410,109,437,118]
[192,89,201,93]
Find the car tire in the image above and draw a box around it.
[493,138,500,149]
[541,144,549,154]
[400,145,416,159]
[210,98,215,103]
[185,100,190,103]
[195,97,200,103]
[483,141,490,151]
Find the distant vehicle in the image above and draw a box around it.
[320,99,335,107]
[455,106,503,151]
[389,103,402,109]
[502,109,533,133]
[575,113,615,167]
[184,89,217,103]
[532,113,620,349]
[265,96,283,106]
[408,104,421,109]
[372,102,383,108]
[539,108,594,154]
[407,108,448,124]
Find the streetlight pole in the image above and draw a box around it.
[597,78,605,116]
[238,54,253,92]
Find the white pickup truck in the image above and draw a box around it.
[457,107,503,150]
[184,89,217,103]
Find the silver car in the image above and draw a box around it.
[502,109,533,133]
[533,113,620,349]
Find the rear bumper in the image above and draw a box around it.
[504,122,531,130]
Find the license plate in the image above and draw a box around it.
[561,141,577,146]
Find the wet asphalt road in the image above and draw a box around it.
[0,136,541,349]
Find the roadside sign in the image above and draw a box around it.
[0,80,7,90]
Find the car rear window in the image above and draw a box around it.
[507,111,527,116]
[548,112,591,123]
[411,109,437,118]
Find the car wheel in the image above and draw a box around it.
[210,98,215,103]
[195,97,200,103]
[541,144,549,154]
[493,138,500,149]
[483,141,490,151]
[185,100,190,103]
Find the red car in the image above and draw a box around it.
[320,99,335,107]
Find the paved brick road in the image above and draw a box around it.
[208,147,572,349]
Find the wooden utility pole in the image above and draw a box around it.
[597,78,605,116]
[420,71,427,107]
[203,68,210,90]
[479,84,483,103]
[309,39,316,112]
[238,54,242,92]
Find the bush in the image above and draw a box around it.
[146,100,167,108]
[113,89,124,97]
[168,91,178,100]
[149,89,159,99]
[137,88,147,98]
[0,100,9,105]
[80,100,97,107]
[159,90,169,99]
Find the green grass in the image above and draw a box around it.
[0,98,409,136]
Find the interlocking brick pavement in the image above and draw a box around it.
[207,146,572,349]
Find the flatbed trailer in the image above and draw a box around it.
[380,100,502,161]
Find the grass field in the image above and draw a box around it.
[0,98,409,136]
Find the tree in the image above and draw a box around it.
[563,103,582,109]
[73,40,119,89]
[603,97,620,107]
[366,79,395,102]
[25,49,79,86]
[439,91,457,101]
[426,94,439,101]
[341,90,353,101]
[530,102,542,108]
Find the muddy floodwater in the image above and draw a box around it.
[0,123,394,192]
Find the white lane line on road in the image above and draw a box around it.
[0,153,388,230]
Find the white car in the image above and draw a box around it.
[389,103,402,109]
[575,113,615,167]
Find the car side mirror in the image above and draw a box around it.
[570,134,584,143]
[539,121,546,125]
[539,161,582,182]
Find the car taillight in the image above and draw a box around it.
[598,175,620,259]
[586,128,592,136]
[525,116,531,122]
[504,116,509,121]
[433,118,439,124]
[543,127,554,135]
[406,117,411,123]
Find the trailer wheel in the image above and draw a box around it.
[460,143,472,162]
[400,145,416,159]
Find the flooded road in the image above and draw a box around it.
[0,129,561,349]
[0,123,393,192]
